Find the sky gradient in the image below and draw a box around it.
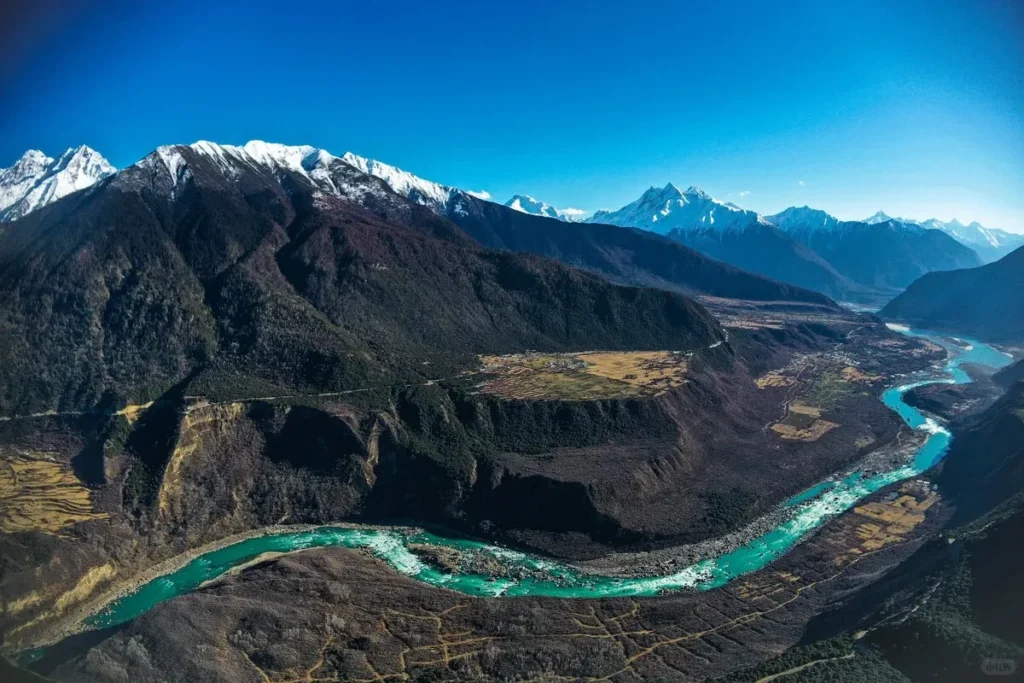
[2,0,1022,230]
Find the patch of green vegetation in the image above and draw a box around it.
[696,487,760,536]
[713,637,910,683]
[805,371,857,408]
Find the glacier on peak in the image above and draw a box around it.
[0,145,115,221]
[504,194,587,222]
[587,182,767,235]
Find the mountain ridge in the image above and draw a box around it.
[864,210,1023,262]
[881,244,1024,342]
[587,184,866,301]
[769,205,982,293]
[308,149,838,307]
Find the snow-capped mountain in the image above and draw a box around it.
[0,146,115,221]
[340,152,462,213]
[769,205,981,294]
[504,195,586,222]
[143,140,332,186]
[587,184,864,301]
[918,218,1024,263]
[864,210,905,225]
[132,140,441,218]
[863,211,1024,262]
[587,183,768,234]
[126,140,496,229]
[767,206,841,232]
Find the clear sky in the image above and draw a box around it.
[2,0,1022,230]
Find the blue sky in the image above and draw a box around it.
[2,0,1022,230]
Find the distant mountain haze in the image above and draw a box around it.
[864,211,1024,262]
[769,207,982,294]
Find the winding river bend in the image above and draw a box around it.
[75,327,1013,635]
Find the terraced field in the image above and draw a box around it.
[0,452,108,536]
[770,403,838,442]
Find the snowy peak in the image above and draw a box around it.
[856,209,1024,260]
[768,206,840,233]
[587,182,765,235]
[861,211,1024,261]
[919,216,1024,260]
[864,210,898,225]
[505,194,587,222]
[506,194,559,219]
[0,145,115,221]
[10,150,52,177]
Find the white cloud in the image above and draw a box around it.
[466,190,491,200]
[559,207,588,218]
[737,190,750,197]
[797,180,805,186]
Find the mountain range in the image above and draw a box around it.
[3,138,1022,683]
[0,139,732,415]
[866,211,1024,263]
[771,206,982,293]
[586,185,988,301]
[323,152,835,307]
[2,143,1018,307]
[587,184,869,301]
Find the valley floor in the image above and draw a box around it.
[3,304,1016,682]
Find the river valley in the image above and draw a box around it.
[28,325,1008,658]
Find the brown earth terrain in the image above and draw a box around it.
[0,310,943,664]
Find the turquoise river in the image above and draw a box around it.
[39,326,1019,648]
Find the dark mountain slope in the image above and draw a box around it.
[937,382,1024,526]
[446,194,839,308]
[994,359,1024,390]
[665,223,871,302]
[781,218,981,294]
[880,245,1024,342]
[0,146,723,415]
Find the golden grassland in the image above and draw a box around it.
[770,402,839,442]
[477,351,688,401]
[840,366,881,383]
[0,451,109,536]
[157,401,245,516]
[755,372,796,389]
